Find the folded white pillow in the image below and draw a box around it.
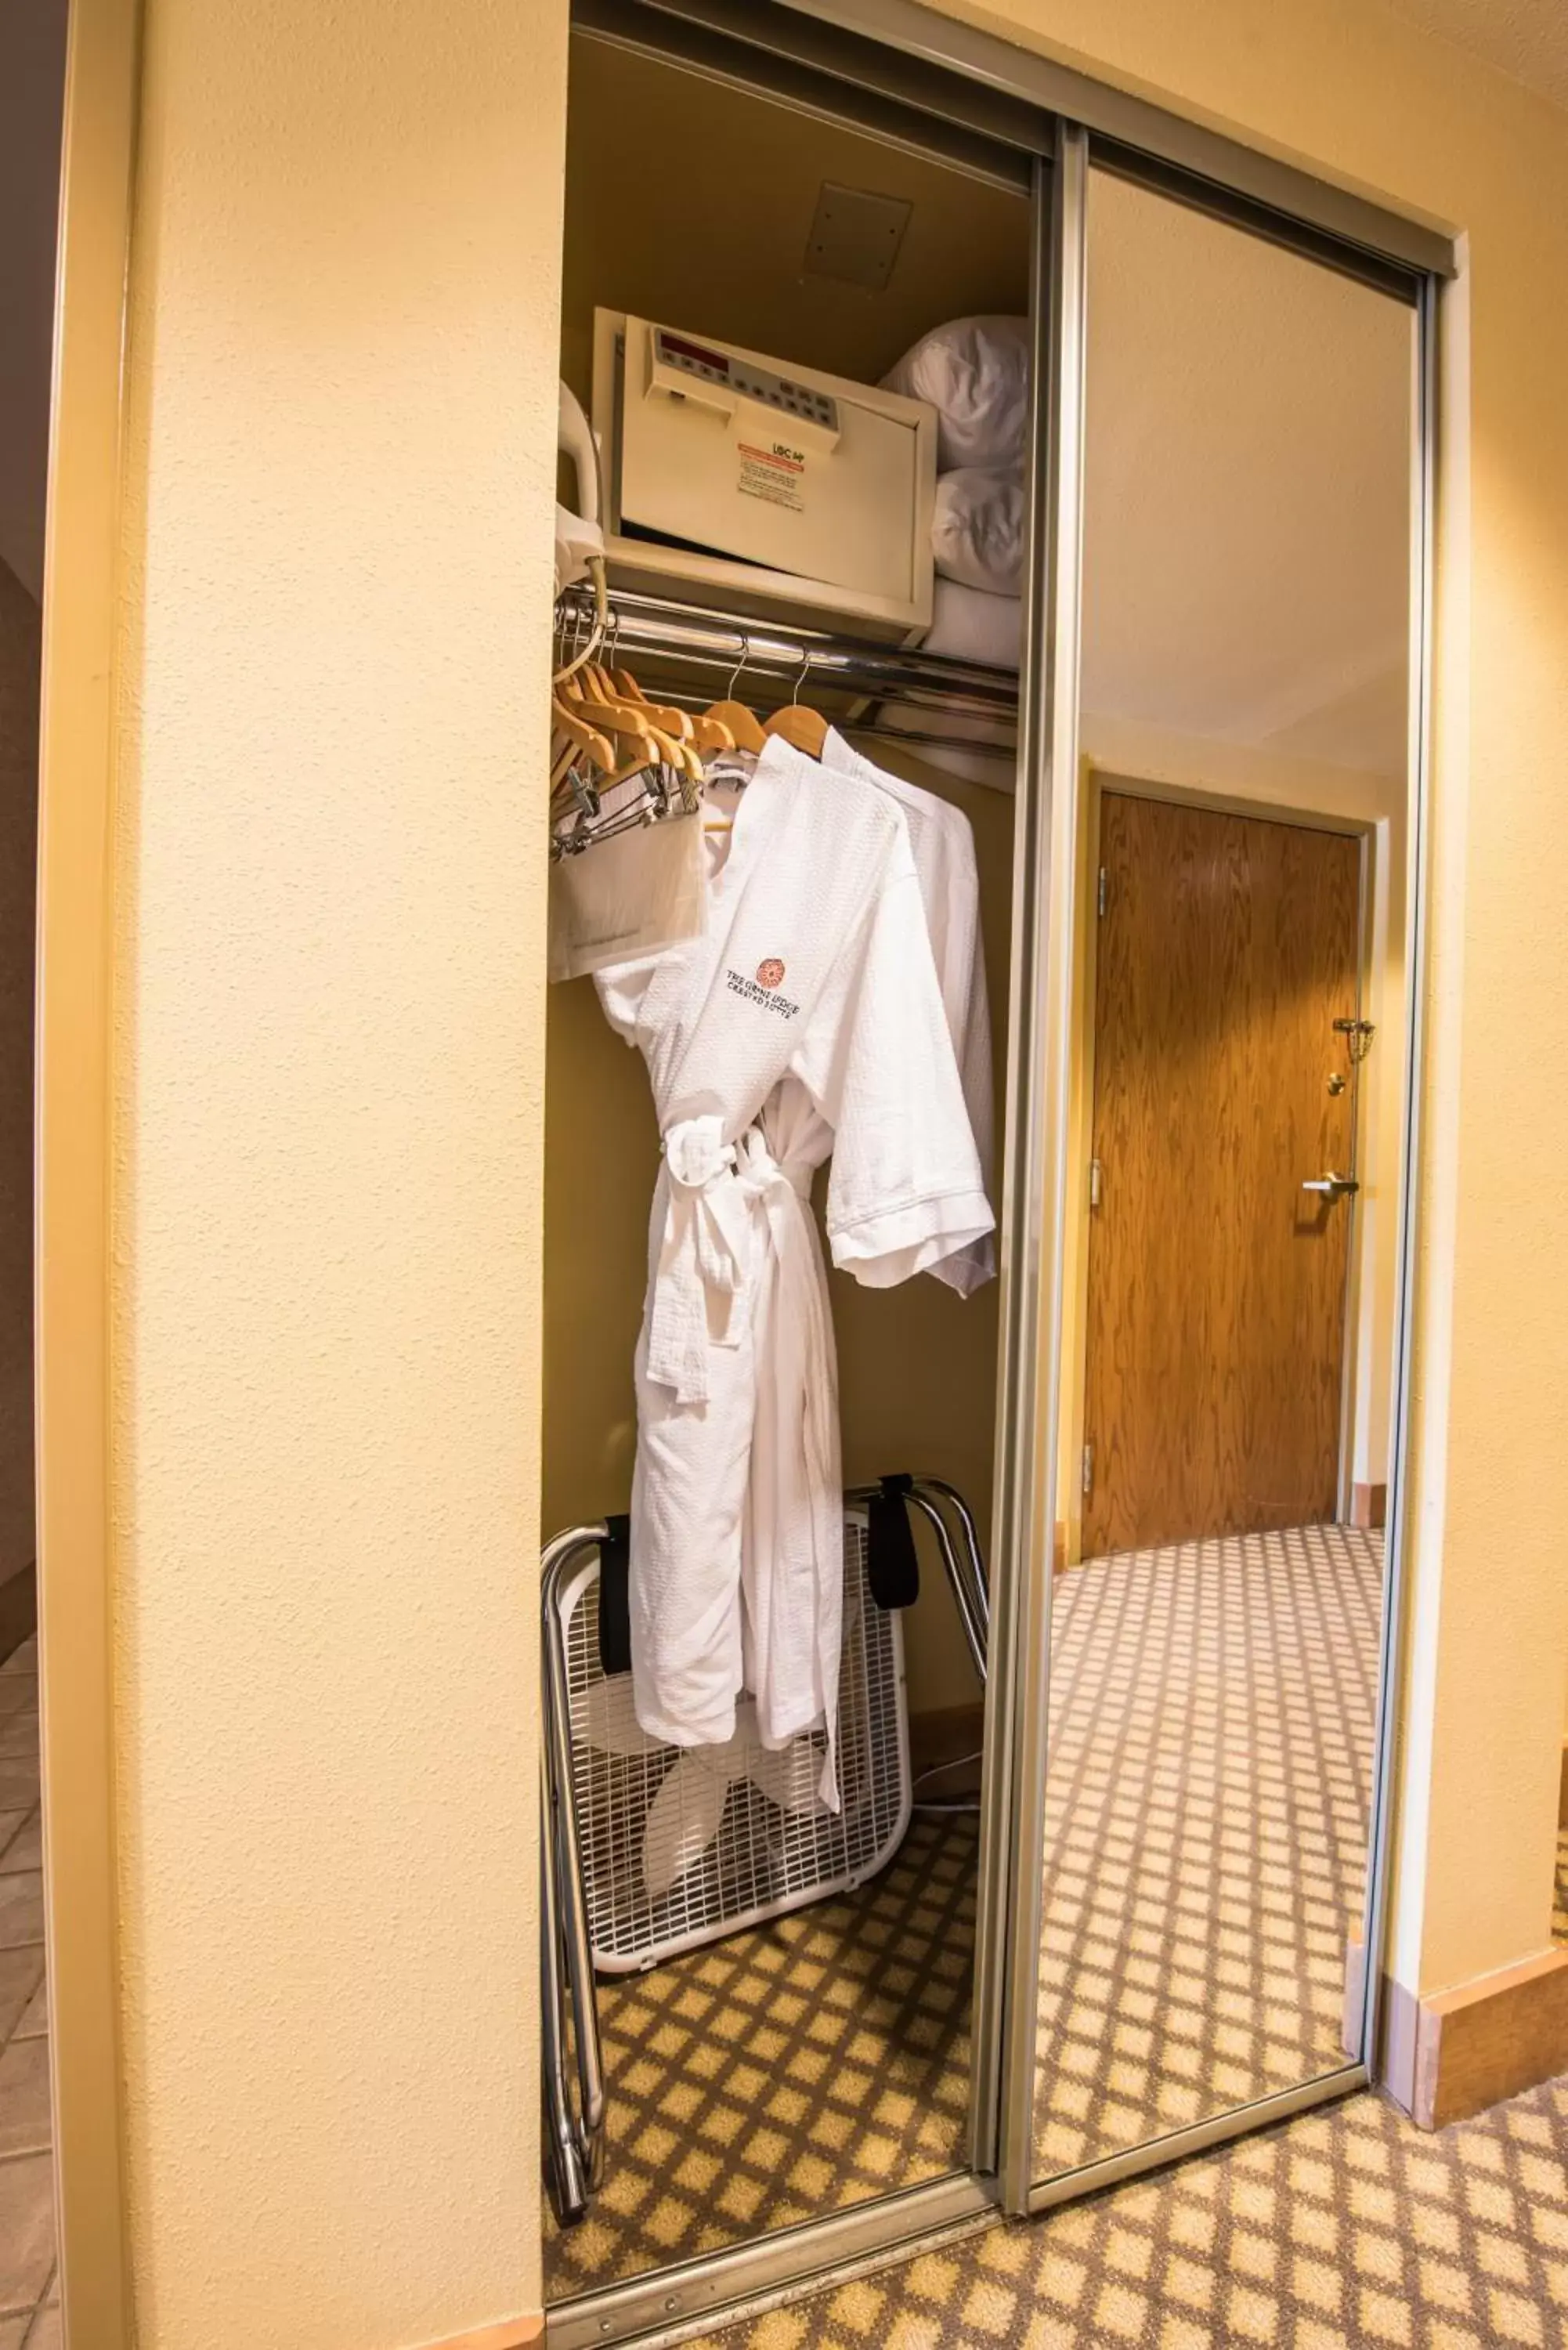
[921,575,1022,671]
[931,467,1025,599]
[882,315,1031,472]
[871,700,1018,790]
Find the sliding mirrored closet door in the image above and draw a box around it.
[1027,159,1420,2192]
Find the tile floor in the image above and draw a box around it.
[0,1636,54,2348]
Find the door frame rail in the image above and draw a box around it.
[546,2172,996,2350]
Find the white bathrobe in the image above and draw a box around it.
[595,736,992,1798]
[822,728,995,1296]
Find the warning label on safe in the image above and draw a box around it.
[736,442,807,513]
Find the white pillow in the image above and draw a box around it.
[921,576,1022,671]
[882,316,1031,472]
[931,467,1025,598]
[870,702,1017,790]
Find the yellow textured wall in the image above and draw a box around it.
[112,0,565,2341]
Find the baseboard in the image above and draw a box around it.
[1342,1919,1366,2059]
[416,2319,543,2349]
[1379,1945,1568,2130]
[0,1561,35,1664]
[1349,1482,1387,1530]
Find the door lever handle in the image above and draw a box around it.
[1301,1172,1359,1198]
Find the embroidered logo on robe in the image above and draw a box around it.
[725,965,800,1019]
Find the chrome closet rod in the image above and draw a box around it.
[555,583,1022,718]
[646,690,1015,762]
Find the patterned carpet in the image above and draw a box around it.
[544,1811,979,2298]
[1035,1526,1382,2175]
[687,2073,1568,2348]
[548,1524,1387,2305]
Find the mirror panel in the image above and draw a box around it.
[1032,165,1416,2181]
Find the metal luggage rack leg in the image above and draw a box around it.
[541,1525,611,2229]
[539,1479,987,2229]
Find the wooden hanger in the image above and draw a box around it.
[550,638,707,850]
[562,667,681,776]
[577,663,694,750]
[703,698,766,754]
[654,726,703,789]
[550,696,616,772]
[701,641,768,754]
[552,689,700,838]
[764,703,828,757]
[606,667,695,745]
[702,776,738,837]
[689,710,735,755]
[558,682,658,751]
[573,667,653,729]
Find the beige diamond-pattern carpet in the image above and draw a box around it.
[687,2074,1568,2348]
[544,1810,978,2299]
[1035,1525,1382,2172]
[549,1525,1388,2305]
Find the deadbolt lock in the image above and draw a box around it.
[1327,1072,1346,1096]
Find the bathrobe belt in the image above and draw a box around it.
[646,1113,813,1405]
[646,1112,842,1811]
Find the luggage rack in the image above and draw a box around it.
[540,1475,988,2228]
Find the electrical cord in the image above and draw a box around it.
[911,1747,983,1816]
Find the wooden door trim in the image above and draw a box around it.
[1060,765,1377,1564]
[1086,766,1380,841]
[1335,831,1375,1522]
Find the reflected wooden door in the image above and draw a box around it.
[1081,790,1362,1558]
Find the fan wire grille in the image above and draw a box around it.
[560,1515,909,1972]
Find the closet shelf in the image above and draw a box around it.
[555,583,1021,723]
